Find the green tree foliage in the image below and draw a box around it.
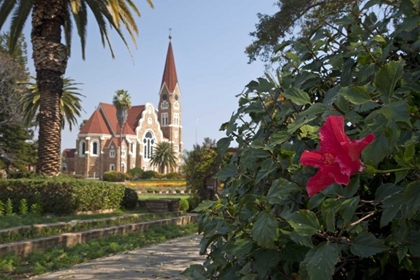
[183,138,234,201]
[150,142,177,173]
[20,77,85,131]
[0,33,36,172]
[246,0,367,63]
[185,1,420,279]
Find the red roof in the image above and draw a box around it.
[161,41,178,93]
[80,103,145,137]
[79,109,111,134]
[63,148,76,158]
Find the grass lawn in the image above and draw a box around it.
[137,195,187,200]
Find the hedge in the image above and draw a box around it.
[103,171,129,182]
[0,178,125,214]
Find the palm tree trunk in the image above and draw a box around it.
[31,0,68,175]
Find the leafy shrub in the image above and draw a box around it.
[175,189,181,194]
[164,172,184,180]
[0,200,3,216]
[7,170,39,179]
[5,198,13,216]
[102,171,128,182]
[30,203,42,215]
[146,188,154,193]
[0,178,125,214]
[141,170,160,179]
[179,198,189,212]
[127,167,143,180]
[19,199,28,215]
[120,187,138,210]
[186,196,200,212]
[185,2,420,279]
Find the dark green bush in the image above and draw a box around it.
[179,198,189,212]
[121,187,138,210]
[141,170,160,179]
[187,195,200,212]
[127,167,143,180]
[0,178,125,214]
[164,172,184,180]
[102,171,128,182]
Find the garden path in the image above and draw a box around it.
[31,234,203,279]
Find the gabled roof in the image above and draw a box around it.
[91,102,145,136]
[161,41,178,93]
[79,109,111,134]
[63,148,76,158]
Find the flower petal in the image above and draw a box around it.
[299,150,324,168]
[306,169,336,197]
[319,115,350,154]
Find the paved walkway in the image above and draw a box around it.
[31,234,203,280]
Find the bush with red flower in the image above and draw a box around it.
[184,1,420,279]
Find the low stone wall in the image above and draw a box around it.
[138,199,181,213]
[0,215,197,258]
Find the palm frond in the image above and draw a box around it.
[0,0,18,31]
[9,0,32,53]
[71,0,88,58]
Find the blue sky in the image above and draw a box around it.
[20,1,276,152]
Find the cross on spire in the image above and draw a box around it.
[169,28,172,40]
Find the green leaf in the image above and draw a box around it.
[283,87,311,105]
[397,246,408,264]
[182,264,207,280]
[403,181,420,219]
[290,231,314,248]
[286,210,320,236]
[340,86,371,105]
[374,60,405,100]
[268,131,289,146]
[267,178,301,204]
[254,249,280,278]
[350,232,388,257]
[339,196,360,223]
[308,193,325,210]
[255,158,276,183]
[302,243,339,280]
[375,183,402,200]
[192,200,215,212]
[251,211,278,249]
[226,238,254,258]
[215,163,237,181]
[217,137,231,156]
[381,193,403,227]
[362,132,392,166]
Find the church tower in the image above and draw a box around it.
[158,35,182,168]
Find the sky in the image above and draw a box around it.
[18,1,277,152]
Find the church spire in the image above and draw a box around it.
[161,35,178,93]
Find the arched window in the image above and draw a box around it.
[161,101,169,109]
[143,131,155,159]
[91,140,99,155]
[79,141,86,157]
[174,101,180,110]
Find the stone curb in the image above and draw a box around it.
[0,214,197,258]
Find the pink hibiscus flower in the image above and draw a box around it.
[299,115,375,197]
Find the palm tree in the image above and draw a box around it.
[113,89,131,172]
[20,77,85,131]
[0,0,153,175]
[150,142,177,174]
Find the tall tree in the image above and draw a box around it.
[112,89,131,172]
[0,0,154,175]
[20,77,85,131]
[0,33,36,172]
[246,0,361,63]
[150,141,177,173]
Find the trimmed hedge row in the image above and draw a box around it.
[0,179,125,214]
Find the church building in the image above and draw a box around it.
[62,38,183,178]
